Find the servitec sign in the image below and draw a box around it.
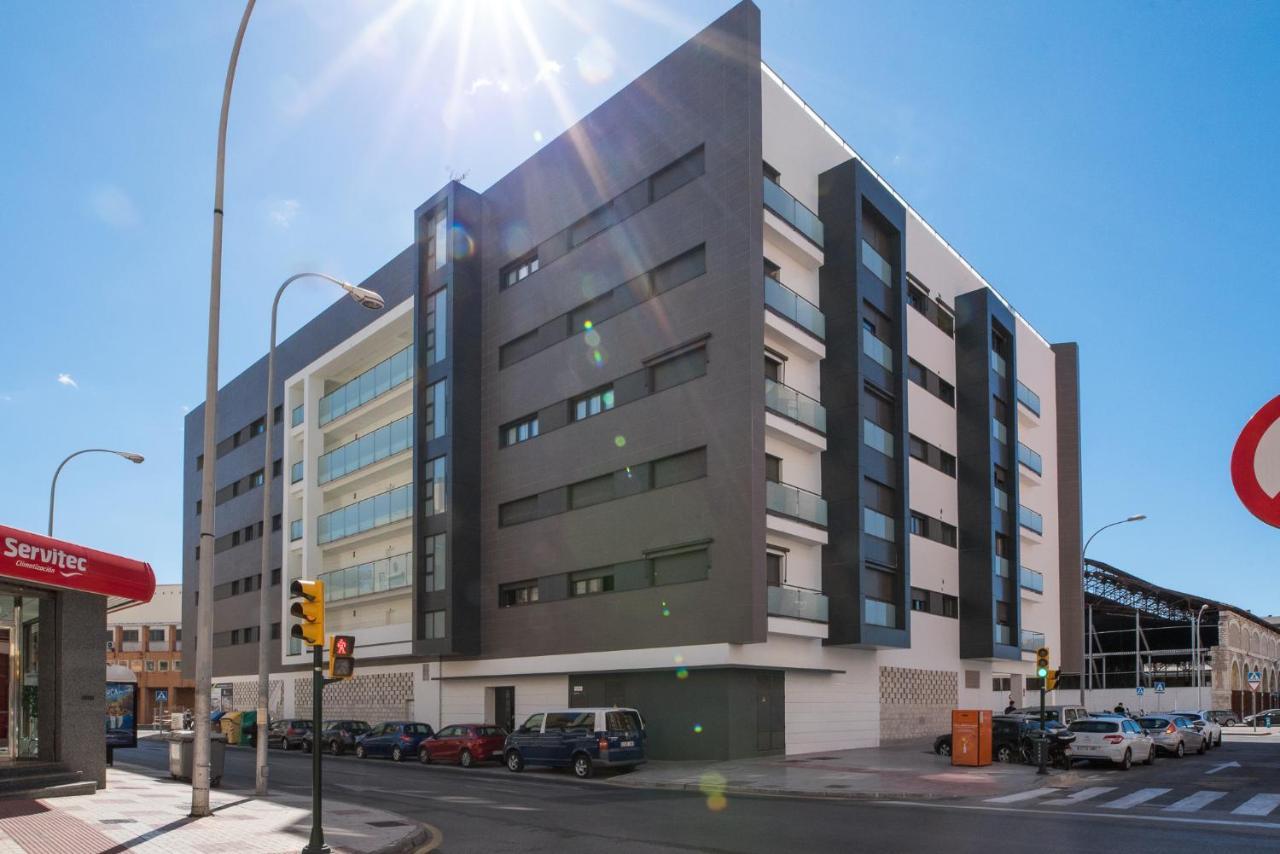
[0,524,156,602]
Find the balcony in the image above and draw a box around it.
[289,519,303,542]
[861,239,893,287]
[291,404,304,427]
[317,483,412,545]
[995,624,1013,645]
[1018,504,1044,535]
[994,555,1012,578]
[763,177,824,248]
[1016,381,1041,417]
[1020,566,1044,594]
[318,344,414,426]
[1017,442,1043,476]
[991,350,1008,378]
[766,481,828,528]
[765,378,826,433]
[767,585,829,622]
[1021,629,1046,652]
[764,276,825,340]
[318,412,414,485]
[290,460,303,484]
[992,417,1008,445]
[864,597,897,628]
[863,331,893,372]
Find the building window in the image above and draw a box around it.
[498,495,540,527]
[424,456,447,516]
[649,346,707,393]
[570,571,614,597]
[910,586,959,619]
[765,454,782,483]
[766,550,784,586]
[501,252,539,290]
[762,160,781,183]
[423,534,446,592]
[423,610,446,639]
[271,568,281,586]
[291,403,305,427]
[993,676,1012,693]
[148,628,165,643]
[424,288,447,366]
[424,205,448,271]
[862,316,893,371]
[424,380,447,441]
[907,358,954,406]
[906,277,954,337]
[230,629,241,646]
[501,414,539,447]
[271,623,281,640]
[572,386,615,421]
[910,511,957,547]
[145,660,156,671]
[251,470,265,488]
[650,146,704,202]
[499,581,540,607]
[764,352,783,383]
[864,479,896,542]
[158,660,169,671]
[250,417,266,437]
[121,629,139,643]
[908,434,956,477]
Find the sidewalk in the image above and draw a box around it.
[0,766,436,854]
[607,738,1093,802]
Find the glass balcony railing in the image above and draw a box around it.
[767,585,829,622]
[1021,629,1046,652]
[765,378,826,433]
[1017,442,1043,475]
[290,460,303,484]
[1016,380,1041,416]
[992,417,1008,444]
[864,507,896,542]
[991,350,1008,378]
[318,344,414,426]
[317,413,413,484]
[766,480,828,527]
[289,519,303,542]
[994,555,1012,578]
[1021,566,1045,594]
[291,404,305,427]
[321,551,412,603]
[764,276,826,340]
[861,239,893,286]
[865,597,897,628]
[317,483,412,545]
[1019,504,1044,535]
[763,177,824,247]
[863,331,893,371]
[995,624,1013,645]
[863,419,894,457]
[994,487,1010,512]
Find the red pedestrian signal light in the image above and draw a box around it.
[328,633,356,680]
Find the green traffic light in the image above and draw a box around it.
[1037,666,1048,678]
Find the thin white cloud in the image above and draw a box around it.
[467,77,495,95]
[57,373,78,389]
[535,59,563,84]
[575,37,616,85]
[0,394,12,403]
[87,185,140,229]
[181,404,191,414]
[269,199,301,228]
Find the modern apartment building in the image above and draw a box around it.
[182,0,1084,759]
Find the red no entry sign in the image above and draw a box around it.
[1231,395,1280,528]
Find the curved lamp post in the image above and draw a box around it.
[48,449,145,536]
[1080,514,1147,705]
[254,273,383,797]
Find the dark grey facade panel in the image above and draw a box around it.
[1052,342,1084,676]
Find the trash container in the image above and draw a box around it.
[240,710,257,747]
[951,709,992,767]
[220,711,243,745]
[165,731,227,787]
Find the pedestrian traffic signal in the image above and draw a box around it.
[289,579,325,647]
[1045,669,1059,691]
[328,634,356,679]
[1035,647,1050,680]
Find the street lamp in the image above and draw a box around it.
[1080,514,1147,706]
[254,273,383,796]
[48,449,145,536]
[1193,603,1209,710]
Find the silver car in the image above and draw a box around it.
[1136,715,1207,757]
[1171,710,1222,748]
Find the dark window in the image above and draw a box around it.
[500,252,540,290]
[762,161,781,183]
[766,550,783,586]
[572,385,615,421]
[569,203,618,247]
[649,146,705,202]
[906,276,955,337]
[569,292,612,334]
[570,474,615,509]
[231,580,240,596]
[650,346,707,393]
[148,628,166,642]
[652,447,706,488]
[272,459,282,478]
[909,586,958,619]
[271,623,281,640]
[230,629,241,646]
[271,568,281,586]
[499,329,540,369]
[764,353,783,383]
[272,514,282,532]
[273,404,283,424]
[570,570,614,597]
[910,511,957,548]
[499,581,540,607]
[907,358,955,407]
[650,548,709,585]
[765,454,782,483]
[764,258,781,281]
[250,417,266,436]
[498,496,541,527]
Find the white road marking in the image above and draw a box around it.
[434,796,492,804]
[1232,794,1280,816]
[878,799,1280,831]
[1206,761,1241,775]
[1040,786,1116,807]
[491,805,539,812]
[1164,791,1227,812]
[1100,788,1171,809]
[984,787,1058,804]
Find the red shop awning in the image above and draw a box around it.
[0,524,155,602]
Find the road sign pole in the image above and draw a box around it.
[1037,685,1048,775]
[303,644,329,854]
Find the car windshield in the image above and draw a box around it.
[1173,712,1204,722]
[476,726,505,737]
[1137,718,1169,729]
[1069,721,1118,733]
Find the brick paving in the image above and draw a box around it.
[0,768,434,853]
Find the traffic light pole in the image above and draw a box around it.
[304,644,329,854]
[1037,685,1048,775]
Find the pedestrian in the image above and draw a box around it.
[1004,698,1017,714]
[1114,702,1125,715]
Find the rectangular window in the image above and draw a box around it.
[649,346,707,393]
[498,495,540,527]
[570,474,615,509]
[570,571,615,597]
[424,289,447,366]
[424,456,447,516]
[158,660,169,671]
[250,417,266,436]
[862,315,894,371]
[571,385,615,421]
[569,204,618,247]
[863,419,895,457]
[500,414,540,447]
[907,358,954,406]
[765,453,782,483]
[993,676,1012,693]
[148,628,165,643]
[423,610,446,639]
[911,511,957,547]
[499,329,540,369]
[650,548,709,585]
[652,447,707,488]
[649,146,704,203]
[499,580,540,607]
[500,252,540,290]
[864,507,895,542]
[425,380,447,441]
[291,404,304,427]
[423,534,446,592]
[121,629,139,643]
[908,434,956,477]
[766,550,784,586]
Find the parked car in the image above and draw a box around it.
[1205,709,1240,727]
[1067,717,1155,770]
[267,718,312,751]
[1136,715,1207,757]
[354,721,433,761]
[419,724,508,767]
[504,708,646,778]
[1170,710,1222,747]
[1013,705,1089,726]
[303,719,372,755]
[1243,709,1280,727]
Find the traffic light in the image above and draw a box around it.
[1035,647,1050,680]
[1046,669,1059,691]
[328,634,356,679]
[290,579,325,647]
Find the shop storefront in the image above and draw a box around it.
[0,524,155,790]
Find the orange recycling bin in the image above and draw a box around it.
[951,709,992,767]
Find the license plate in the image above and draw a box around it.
[620,740,635,748]
[493,750,503,757]
[1075,745,1097,751]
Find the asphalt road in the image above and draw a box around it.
[114,738,1279,853]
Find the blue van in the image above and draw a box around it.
[504,708,646,778]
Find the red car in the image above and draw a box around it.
[418,723,507,767]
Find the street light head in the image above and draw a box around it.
[1126,514,1147,522]
[119,452,145,464]
[343,284,385,311]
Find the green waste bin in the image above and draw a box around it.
[241,710,257,747]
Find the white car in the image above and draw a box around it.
[1171,710,1222,748]
[1067,717,1155,770]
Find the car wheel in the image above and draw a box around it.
[1225,719,1236,727]
[995,744,1014,763]
[1118,749,1132,771]
[392,747,403,762]
[1216,734,1222,747]
[330,740,343,757]
[279,738,288,751]
[937,742,952,757]
[304,741,312,754]
[1197,738,1207,755]
[460,749,474,768]
[1175,741,1185,758]
[506,750,525,772]
[1143,744,1155,766]
[355,744,366,760]
[572,753,594,779]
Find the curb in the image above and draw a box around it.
[368,821,440,854]
[604,778,968,803]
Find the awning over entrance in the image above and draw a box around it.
[0,524,155,602]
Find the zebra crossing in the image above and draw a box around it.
[983,784,1280,818]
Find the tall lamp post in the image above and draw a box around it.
[1080,514,1147,706]
[254,273,384,796]
[194,0,256,818]
[1193,603,1209,710]
[48,449,145,535]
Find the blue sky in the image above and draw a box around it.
[1,1,1277,614]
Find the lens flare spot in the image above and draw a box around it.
[449,224,476,259]
[693,723,703,734]
[673,653,684,665]
[592,350,604,365]
[706,794,728,812]
[662,608,671,618]
[533,129,544,142]
[582,319,593,330]
[614,435,626,448]
[699,772,728,811]
[676,667,688,680]
[624,466,633,478]
[584,329,601,347]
